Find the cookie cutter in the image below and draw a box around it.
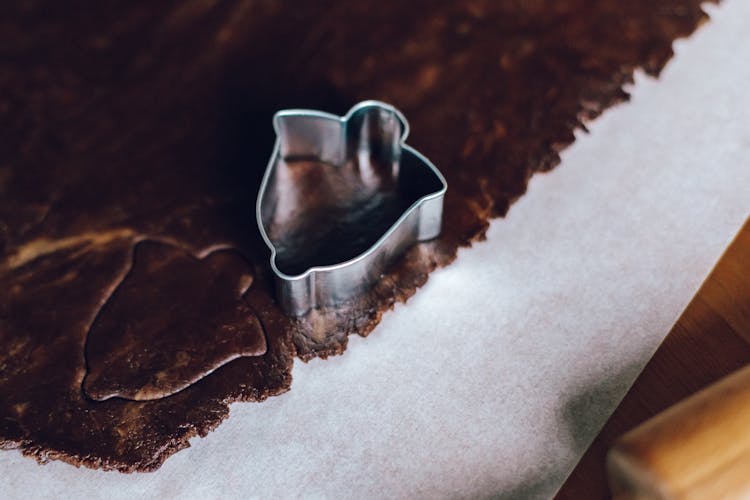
[256,100,447,316]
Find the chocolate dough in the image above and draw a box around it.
[84,240,267,401]
[266,155,442,276]
[0,0,714,471]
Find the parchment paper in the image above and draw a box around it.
[2,1,749,498]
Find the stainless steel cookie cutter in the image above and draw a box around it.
[256,100,447,316]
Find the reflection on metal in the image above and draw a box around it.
[257,101,447,316]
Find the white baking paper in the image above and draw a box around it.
[2,1,749,498]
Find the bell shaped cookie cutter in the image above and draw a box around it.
[256,100,447,316]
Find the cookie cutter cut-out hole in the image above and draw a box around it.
[257,100,447,316]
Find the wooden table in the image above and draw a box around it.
[556,216,750,498]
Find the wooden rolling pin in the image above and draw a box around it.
[607,364,750,499]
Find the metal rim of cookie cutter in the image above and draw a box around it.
[256,100,447,316]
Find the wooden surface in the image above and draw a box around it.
[556,216,750,499]
[608,365,750,499]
